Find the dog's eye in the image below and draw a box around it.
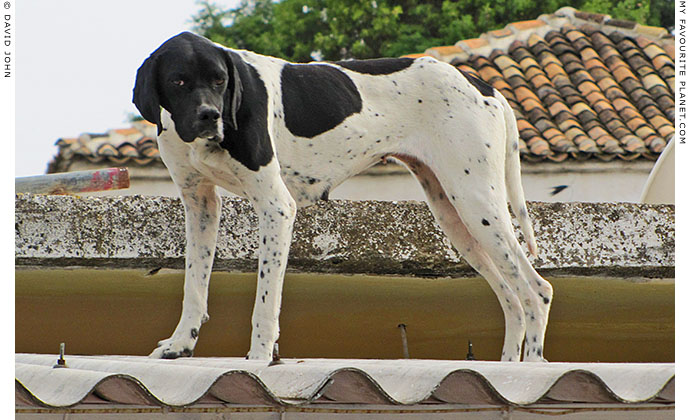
[213,79,225,86]
[172,79,185,86]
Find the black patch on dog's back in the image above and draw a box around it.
[459,69,495,97]
[281,64,362,138]
[336,57,414,75]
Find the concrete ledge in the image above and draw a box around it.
[15,194,674,278]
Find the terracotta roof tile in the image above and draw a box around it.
[544,61,568,78]
[651,54,674,70]
[477,65,503,83]
[526,137,553,156]
[117,143,139,157]
[635,25,669,38]
[492,53,520,70]
[48,120,161,173]
[401,52,432,58]
[641,40,670,59]
[488,28,512,39]
[646,135,668,153]
[457,38,489,50]
[617,152,641,161]
[96,143,119,157]
[452,10,674,162]
[523,98,545,113]
[55,137,78,148]
[508,19,547,31]
[606,18,637,30]
[113,128,140,136]
[612,97,633,112]
[534,51,561,67]
[626,116,647,131]
[573,11,609,24]
[640,103,668,120]
[657,125,675,139]
[613,66,637,81]
[140,145,161,159]
[641,74,668,92]
[596,77,620,94]
[427,45,464,58]
[547,101,569,116]
[587,92,610,109]
[634,125,656,139]
[137,137,156,147]
[514,85,540,103]
[578,80,599,96]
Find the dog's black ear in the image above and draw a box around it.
[133,53,163,135]
[224,52,243,131]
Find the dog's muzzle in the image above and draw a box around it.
[196,106,223,142]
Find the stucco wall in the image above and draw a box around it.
[71,160,656,203]
[15,194,674,278]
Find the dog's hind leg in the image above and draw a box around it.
[421,148,551,362]
[498,94,553,361]
[394,154,526,361]
[513,244,552,361]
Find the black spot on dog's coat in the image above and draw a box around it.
[458,69,495,97]
[336,57,414,75]
[281,64,362,138]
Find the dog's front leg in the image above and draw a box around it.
[150,179,221,359]
[244,171,297,360]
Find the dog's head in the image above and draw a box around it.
[133,32,242,143]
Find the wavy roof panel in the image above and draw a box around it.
[16,354,674,408]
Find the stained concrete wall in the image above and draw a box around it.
[15,194,674,278]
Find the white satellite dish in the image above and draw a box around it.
[640,138,674,204]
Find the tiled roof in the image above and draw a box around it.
[424,7,674,162]
[48,8,673,171]
[48,120,161,173]
[16,354,675,408]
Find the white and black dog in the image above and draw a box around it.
[133,32,552,362]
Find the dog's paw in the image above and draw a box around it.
[245,346,273,361]
[523,346,548,362]
[149,337,195,359]
[245,351,272,361]
[523,354,549,363]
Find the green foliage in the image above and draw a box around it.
[579,0,649,24]
[645,0,673,27]
[192,0,672,62]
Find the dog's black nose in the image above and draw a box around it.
[198,106,220,122]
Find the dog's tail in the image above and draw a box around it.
[498,93,538,257]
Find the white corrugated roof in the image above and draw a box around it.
[15,354,674,408]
